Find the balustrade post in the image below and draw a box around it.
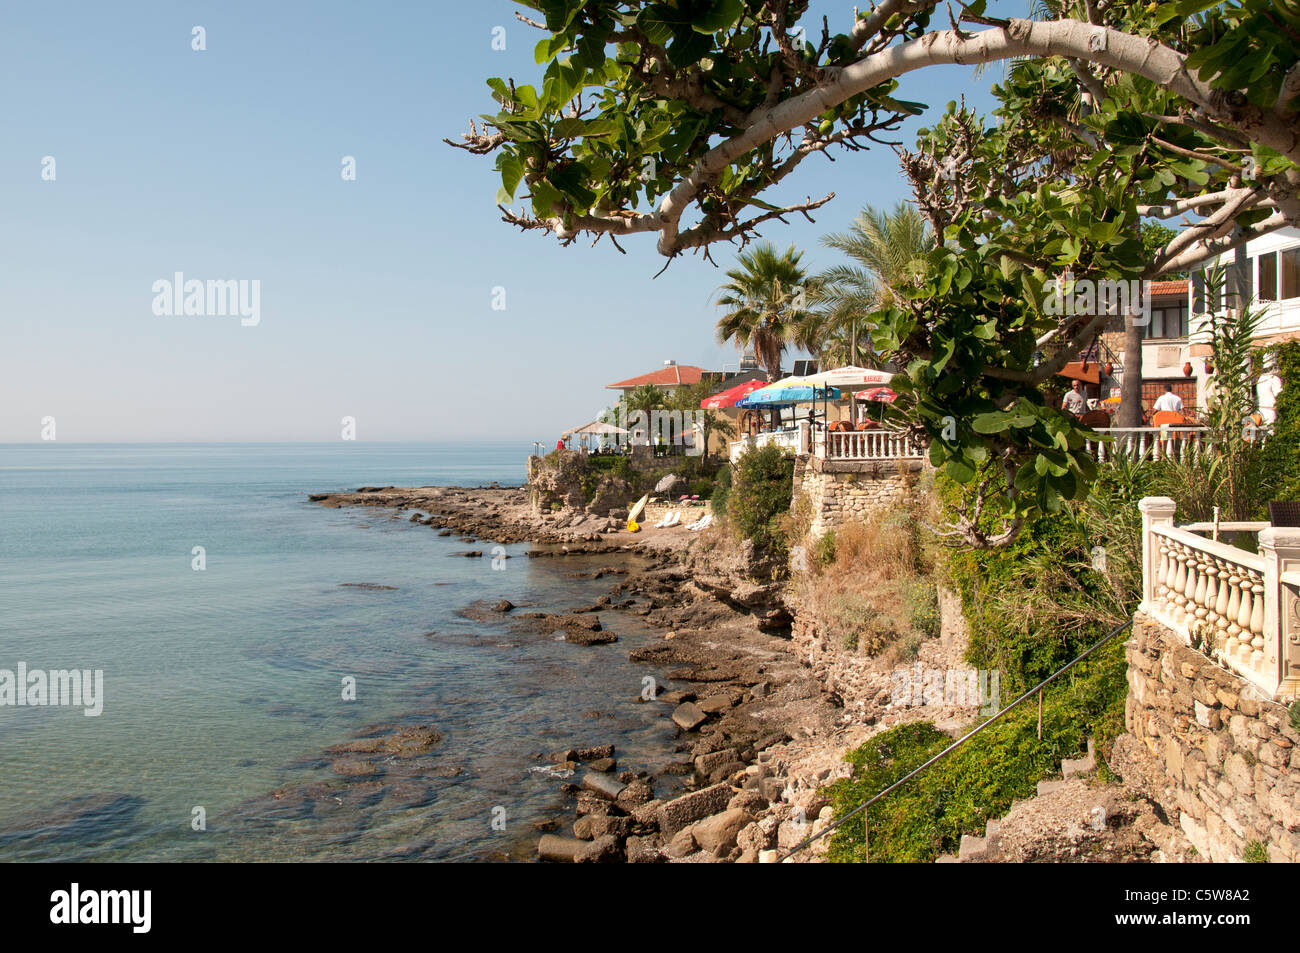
[1259,527,1300,699]
[1139,497,1177,614]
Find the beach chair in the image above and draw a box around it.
[664,511,681,528]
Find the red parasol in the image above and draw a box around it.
[700,379,766,409]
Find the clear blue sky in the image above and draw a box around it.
[0,1,1004,443]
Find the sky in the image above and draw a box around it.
[0,1,1004,443]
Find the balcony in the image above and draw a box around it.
[1139,496,1300,701]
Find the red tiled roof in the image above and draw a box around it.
[606,365,714,389]
[1149,279,1188,297]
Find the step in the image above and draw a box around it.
[935,853,960,863]
[958,833,988,861]
[1061,738,1097,779]
[984,819,1002,856]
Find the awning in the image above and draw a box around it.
[739,384,841,406]
[1058,362,1101,384]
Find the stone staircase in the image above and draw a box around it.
[935,739,1096,863]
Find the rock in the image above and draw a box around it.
[565,629,618,646]
[738,820,775,853]
[572,816,595,841]
[449,551,483,558]
[580,772,626,802]
[632,799,663,828]
[761,777,786,803]
[690,808,752,854]
[437,529,453,536]
[657,783,732,839]
[672,702,708,731]
[575,834,622,863]
[531,819,561,832]
[694,748,739,776]
[696,695,735,714]
[663,827,697,859]
[588,815,633,839]
[626,834,665,863]
[574,744,615,761]
[728,790,767,813]
[330,758,378,777]
[537,834,585,862]
[587,757,617,773]
[616,780,655,812]
[493,600,515,613]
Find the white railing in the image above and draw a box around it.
[1139,497,1300,700]
[1085,427,1207,462]
[818,428,927,461]
[728,427,806,463]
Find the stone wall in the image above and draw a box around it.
[792,454,923,537]
[1126,612,1300,862]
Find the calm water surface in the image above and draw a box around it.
[0,443,680,861]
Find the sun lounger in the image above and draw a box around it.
[686,513,713,531]
[664,511,681,528]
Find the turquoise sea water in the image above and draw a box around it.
[0,443,679,861]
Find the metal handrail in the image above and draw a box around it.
[777,616,1135,862]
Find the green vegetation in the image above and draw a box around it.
[1243,841,1269,864]
[1289,701,1300,733]
[727,443,794,561]
[944,457,1150,695]
[825,638,1127,863]
[714,242,812,381]
[709,464,731,517]
[1261,341,1300,505]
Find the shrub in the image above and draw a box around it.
[1260,341,1300,504]
[812,530,837,569]
[823,638,1127,862]
[903,580,940,640]
[1289,701,1300,733]
[728,444,794,559]
[1243,841,1269,864]
[710,465,732,517]
[827,593,901,656]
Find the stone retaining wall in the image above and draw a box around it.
[792,454,923,537]
[1126,612,1300,862]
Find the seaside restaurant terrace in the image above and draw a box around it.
[716,365,1235,466]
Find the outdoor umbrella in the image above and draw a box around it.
[700,379,766,409]
[801,366,895,388]
[854,387,898,403]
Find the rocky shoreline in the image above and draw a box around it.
[309,483,857,862]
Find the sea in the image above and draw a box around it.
[0,443,681,861]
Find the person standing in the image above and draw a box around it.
[1062,380,1088,416]
[1153,384,1184,415]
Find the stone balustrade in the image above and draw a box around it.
[1139,496,1300,701]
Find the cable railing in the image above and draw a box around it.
[778,617,1135,862]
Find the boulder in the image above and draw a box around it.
[671,702,708,731]
[690,808,752,854]
[575,834,622,863]
[537,834,585,862]
[656,783,732,839]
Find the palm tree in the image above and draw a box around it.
[715,243,811,382]
[805,204,933,416]
[812,203,933,346]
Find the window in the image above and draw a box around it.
[1258,252,1277,301]
[1283,247,1300,300]
[1144,303,1188,339]
[1142,379,1197,415]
